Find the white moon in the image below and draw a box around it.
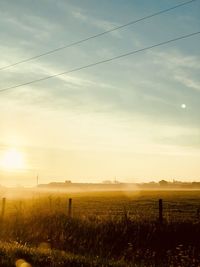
[181,104,186,109]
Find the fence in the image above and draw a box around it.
[1,196,198,223]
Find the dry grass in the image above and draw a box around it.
[1,190,200,266]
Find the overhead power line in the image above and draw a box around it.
[0,30,199,94]
[0,0,198,71]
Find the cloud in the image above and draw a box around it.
[71,7,122,38]
[1,1,200,137]
[1,45,199,134]
[174,75,200,91]
[0,10,58,43]
[147,50,200,95]
[151,50,200,70]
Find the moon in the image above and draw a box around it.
[181,104,186,109]
[0,148,25,170]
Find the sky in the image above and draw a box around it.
[0,0,200,186]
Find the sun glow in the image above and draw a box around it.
[0,148,25,170]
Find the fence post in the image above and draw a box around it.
[159,199,163,224]
[1,197,6,219]
[197,208,200,219]
[68,198,72,217]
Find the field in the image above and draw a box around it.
[1,189,200,266]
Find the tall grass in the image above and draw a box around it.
[1,190,200,266]
[1,211,200,261]
[0,241,126,267]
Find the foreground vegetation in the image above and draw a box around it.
[1,240,200,267]
[0,241,126,267]
[1,190,200,266]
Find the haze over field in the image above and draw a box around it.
[0,0,200,186]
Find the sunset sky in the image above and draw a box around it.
[0,0,200,186]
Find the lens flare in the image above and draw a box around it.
[15,259,32,267]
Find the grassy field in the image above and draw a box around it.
[1,189,200,266]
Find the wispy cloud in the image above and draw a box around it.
[71,8,122,38]
[148,50,200,94]
[174,74,200,91]
[0,0,200,173]
[151,50,200,70]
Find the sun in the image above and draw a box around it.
[0,148,25,170]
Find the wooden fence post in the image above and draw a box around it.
[197,208,200,219]
[159,199,163,224]
[68,198,72,217]
[1,197,6,219]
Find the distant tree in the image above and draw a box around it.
[159,180,168,186]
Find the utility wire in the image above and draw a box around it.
[0,30,199,94]
[0,0,198,71]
